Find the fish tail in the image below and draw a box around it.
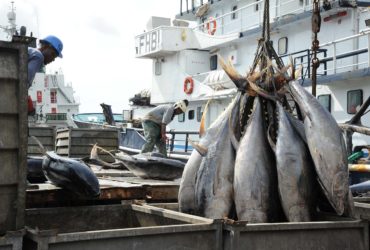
[219,54,247,90]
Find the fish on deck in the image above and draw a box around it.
[31,136,100,198]
[115,152,185,181]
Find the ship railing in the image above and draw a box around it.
[187,48,328,89]
[192,0,318,36]
[123,127,199,154]
[278,28,370,80]
[180,0,222,15]
[279,48,328,79]
[167,130,199,154]
[316,28,370,75]
[45,113,67,121]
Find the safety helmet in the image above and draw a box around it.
[40,35,63,58]
[174,100,188,113]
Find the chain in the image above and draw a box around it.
[311,0,321,97]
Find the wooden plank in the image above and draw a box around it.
[55,148,69,155]
[28,127,55,137]
[26,183,146,208]
[68,146,117,154]
[56,131,70,139]
[70,138,118,146]
[145,185,179,201]
[70,130,118,139]
[26,173,180,208]
[55,140,69,147]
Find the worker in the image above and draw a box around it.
[27,35,63,114]
[141,99,189,157]
[28,35,63,88]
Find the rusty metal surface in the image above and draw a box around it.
[223,217,368,250]
[0,41,28,234]
[24,204,222,250]
[355,202,370,221]
[0,230,24,250]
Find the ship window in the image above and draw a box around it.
[50,90,57,103]
[347,89,363,114]
[178,113,185,122]
[255,0,259,11]
[318,94,331,112]
[231,6,238,20]
[155,61,162,75]
[278,37,288,55]
[188,110,195,120]
[210,55,218,70]
[197,106,203,122]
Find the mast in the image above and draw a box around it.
[0,2,17,39]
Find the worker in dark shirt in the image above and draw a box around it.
[141,100,188,157]
[27,35,63,114]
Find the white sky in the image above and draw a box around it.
[0,0,179,113]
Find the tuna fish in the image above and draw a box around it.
[32,136,100,198]
[288,80,354,216]
[194,101,236,218]
[234,97,281,222]
[178,149,203,214]
[350,180,370,195]
[178,96,240,218]
[115,152,185,180]
[42,151,101,198]
[274,102,316,221]
[27,156,47,183]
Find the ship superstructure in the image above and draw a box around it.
[135,0,370,147]
[28,72,80,127]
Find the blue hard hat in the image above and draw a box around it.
[40,35,63,58]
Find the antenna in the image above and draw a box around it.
[7,1,17,35]
[0,1,17,40]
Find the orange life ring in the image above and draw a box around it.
[183,77,194,95]
[206,17,217,35]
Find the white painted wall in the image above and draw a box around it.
[28,72,79,126]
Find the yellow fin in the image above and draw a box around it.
[199,99,212,137]
[188,138,208,156]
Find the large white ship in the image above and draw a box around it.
[134,0,370,151]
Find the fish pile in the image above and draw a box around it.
[87,145,185,181]
[179,52,354,222]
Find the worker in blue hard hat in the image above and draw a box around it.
[27,35,63,88]
[27,35,63,115]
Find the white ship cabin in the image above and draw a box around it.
[135,0,370,148]
[28,72,80,127]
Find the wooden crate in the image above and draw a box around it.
[56,128,119,162]
[28,126,55,156]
